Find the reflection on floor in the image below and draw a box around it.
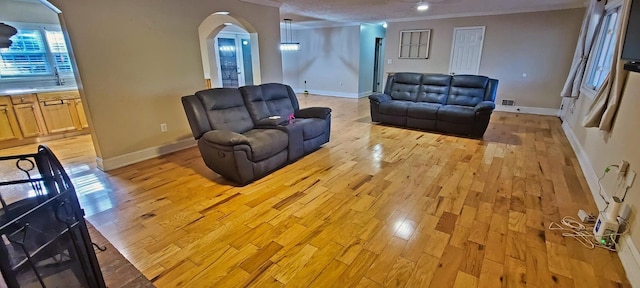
[0,95,631,287]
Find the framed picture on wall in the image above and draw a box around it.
[398,29,431,59]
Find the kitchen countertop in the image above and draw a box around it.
[0,86,79,95]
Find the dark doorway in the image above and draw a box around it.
[373,37,384,92]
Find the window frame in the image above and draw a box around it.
[581,0,624,98]
[0,22,74,83]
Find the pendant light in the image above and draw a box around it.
[280,19,300,51]
[0,23,18,48]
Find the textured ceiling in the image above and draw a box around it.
[270,0,586,27]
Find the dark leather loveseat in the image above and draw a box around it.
[182,83,331,185]
[369,73,498,137]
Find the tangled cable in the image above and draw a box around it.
[548,216,627,252]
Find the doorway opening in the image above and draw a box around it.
[0,0,95,156]
[215,28,254,88]
[199,14,261,89]
[373,37,385,92]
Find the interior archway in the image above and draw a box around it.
[199,14,262,88]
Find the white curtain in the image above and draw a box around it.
[582,0,632,131]
[560,0,606,98]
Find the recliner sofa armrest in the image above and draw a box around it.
[369,93,391,103]
[295,107,332,119]
[201,130,250,146]
[475,101,496,112]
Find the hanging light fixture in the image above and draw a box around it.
[0,22,18,48]
[280,19,300,51]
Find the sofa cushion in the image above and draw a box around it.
[447,75,490,107]
[243,129,288,162]
[261,83,298,115]
[240,84,297,123]
[407,102,441,120]
[389,73,422,101]
[438,105,476,123]
[195,88,254,134]
[379,100,412,116]
[417,74,451,104]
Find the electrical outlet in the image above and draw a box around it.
[618,160,629,177]
[626,170,636,188]
[160,123,167,132]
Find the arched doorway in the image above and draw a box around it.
[199,13,261,88]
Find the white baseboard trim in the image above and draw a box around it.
[561,121,640,287]
[619,235,640,287]
[561,122,604,208]
[358,91,373,98]
[495,105,559,116]
[293,88,360,98]
[96,138,196,171]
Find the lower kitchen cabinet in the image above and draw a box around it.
[39,99,77,134]
[11,94,46,138]
[0,97,22,141]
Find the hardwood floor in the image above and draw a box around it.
[0,95,631,287]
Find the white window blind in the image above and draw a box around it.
[0,25,74,79]
[0,29,50,76]
[44,30,73,74]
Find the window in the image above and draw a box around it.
[0,24,73,79]
[0,29,49,76]
[45,30,73,74]
[398,29,431,59]
[584,5,621,91]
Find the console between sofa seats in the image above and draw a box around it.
[240,83,331,161]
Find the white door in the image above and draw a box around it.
[449,27,485,75]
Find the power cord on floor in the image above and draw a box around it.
[548,216,627,252]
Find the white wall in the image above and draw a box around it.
[359,23,386,96]
[47,0,283,165]
[563,73,640,284]
[384,8,584,110]
[282,25,362,98]
[281,25,300,89]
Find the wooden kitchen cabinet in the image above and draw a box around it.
[38,91,89,132]
[11,94,47,138]
[39,99,76,134]
[72,99,89,129]
[0,90,89,148]
[0,97,22,142]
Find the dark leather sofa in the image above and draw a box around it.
[369,73,498,137]
[182,83,331,185]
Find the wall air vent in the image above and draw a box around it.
[501,99,515,106]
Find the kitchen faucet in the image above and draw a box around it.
[54,66,65,86]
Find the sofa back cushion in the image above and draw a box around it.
[447,75,490,107]
[388,73,422,101]
[195,88,254,134]
[417,74,451,104]
[240,83,299,122]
